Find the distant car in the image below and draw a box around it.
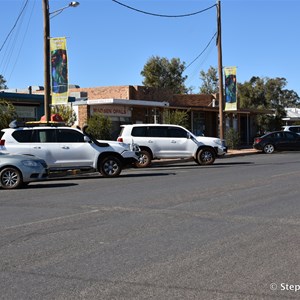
[0,152,48,189]
[117,124,227,167]
[253,131,300,154]
[282,125,300,135]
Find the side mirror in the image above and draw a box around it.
[187,132,191,139]
[84,136,91,143]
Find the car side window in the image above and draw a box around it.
[12,130,34,142]
[131,127,147,137]
[168,127,187,138]
[284,132,296,140]
[56,129,85,142]
[147,127,168,137]
[290,127,300,133]
[35,130,56,143]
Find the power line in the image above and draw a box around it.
[112,0,216,18]
[0,0,29,53]
[185,31,217,71]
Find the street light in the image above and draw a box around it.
[42,1,80,123]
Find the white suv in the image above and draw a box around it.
[0,122,140,177]
[282,125,300,135]
[117,124,227,167]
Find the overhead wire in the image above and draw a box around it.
[112,0,216,18]
[112,0,218,91]
[7,1,36,83]
[184,31,217,71]
[0,0,29,53]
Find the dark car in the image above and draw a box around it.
[253,131,300,154]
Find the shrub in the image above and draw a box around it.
[225,128,240,149]
[86,113,112,140]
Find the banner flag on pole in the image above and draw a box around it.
[50,37,68,105]
[224,66,237,111]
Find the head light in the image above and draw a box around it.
[22,160,40,167]
[213,139,222,146]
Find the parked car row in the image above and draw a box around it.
[0,122,227,189]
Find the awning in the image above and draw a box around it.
[87,98,169,107]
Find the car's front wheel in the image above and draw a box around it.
[263,144,275,154]
[0,167,23,189]
[99,156,122,177]
[196,148,215,165]
[135,150,152,168]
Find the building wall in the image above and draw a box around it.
[70,85,220,136]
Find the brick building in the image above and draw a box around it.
[70,85,219,138]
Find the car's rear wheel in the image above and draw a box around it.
[196,148,215,165]
[263,144,275,154]
[135,150,151,168]
[99,156,122,177]
[0,167,23,189]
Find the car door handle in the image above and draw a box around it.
[61,146,70,149]
[171,140,176,143]
[33,146,41,149]
[148,140,153,143]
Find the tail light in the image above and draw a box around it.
[117,137,123,142]
[254,138,261,143]
[0,139,5,146]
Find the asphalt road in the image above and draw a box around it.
[1,152,300,299]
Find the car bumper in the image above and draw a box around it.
[23,167,49,183]
[121,151,140,166]
[215,146,228,156]
[253,144,263,151]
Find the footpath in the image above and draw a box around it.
[226,147,259,157]
[152,147,260,166]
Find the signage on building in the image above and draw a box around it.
[15,106,36,118]
[91,105,131,117]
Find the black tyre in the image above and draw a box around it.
[0,167,23,189]
[135,150,152,168]
[263,144,275,154]
[196,148,215,165]
[99,156,122,177]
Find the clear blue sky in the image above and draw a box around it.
[1,0,299,96]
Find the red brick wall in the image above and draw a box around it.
[171,94,214,107]
[69,86,131,100]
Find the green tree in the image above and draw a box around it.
[86,113,112,140]
[0,100,17,130]
[199,66,219,94]
[141,56,190,94]
[0,75,8,89]
[51,105,77,126]
[163,109,189,129]
[238,76,300,131]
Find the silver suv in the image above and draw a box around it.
[0,122,140,177]
[117,124,227,167]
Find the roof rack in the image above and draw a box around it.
[9,120,66,128]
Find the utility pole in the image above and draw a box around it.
[42,0,51,123]
[217,0,224,139]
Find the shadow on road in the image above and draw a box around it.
[24,182,79,189]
